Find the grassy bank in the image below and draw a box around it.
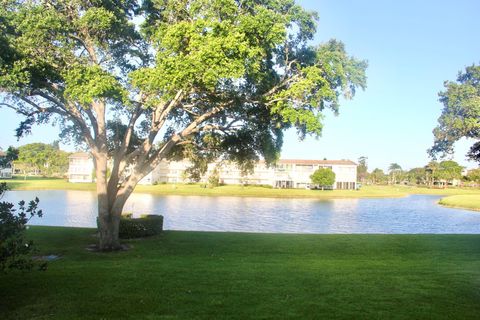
[1,227,480,319]
[1,176,95,191]
[2,176,480,199]
[438,195,480,211]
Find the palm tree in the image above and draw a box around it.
[388,163,402,184]
[425,161,439,187]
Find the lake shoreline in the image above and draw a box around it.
[439,203,480,212]
[438,195,480,212]
[3,177,480,200]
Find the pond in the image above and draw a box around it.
[3,190,480,233]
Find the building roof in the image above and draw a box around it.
[0,151,5,157]
[274,159,357,166]
[68,152,92,159]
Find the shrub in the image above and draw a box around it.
[0,182,44,271]
[310,167,336,190]
[119,214,163,239]
[208,168,220,188]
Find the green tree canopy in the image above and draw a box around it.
[16,143,69,176]
[429,64,480,164]
[0,0,367,250]
[435,160,463,182]
[310,167,335,189]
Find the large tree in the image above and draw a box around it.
[435,160,463,185]
[429,64,480,164]
[0,0,367,250]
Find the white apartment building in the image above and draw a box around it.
[134,158,357,189]
[68,152,94,183]
[67,154,358,189]
[257,159,358,189]
[0,168,13,179]
[0,150,13,179]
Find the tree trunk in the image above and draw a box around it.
[92,124,178,250]
[97,207,121,250]
[95,155,147,250]
[94,154,123,251]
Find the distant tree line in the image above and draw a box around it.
[357,156,479,188]
[1,142,70,178]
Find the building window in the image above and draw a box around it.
[275,180,293,188]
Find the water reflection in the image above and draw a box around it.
[326,199,360,233]
[64,191,97,226]
[3,191,480,234]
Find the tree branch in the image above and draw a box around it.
[124,89,184,164]
[108,106,144,199]
[0,102,30,116]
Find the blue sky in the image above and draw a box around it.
[281,0,480,171]
[1,0,479,171]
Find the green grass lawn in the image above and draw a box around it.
[2,176,480,200]
[439,195,480,211]
[1,227,480,319]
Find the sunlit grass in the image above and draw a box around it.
[438,195,480,211]
[1,227,480,319]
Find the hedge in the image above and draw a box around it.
[119,214,164,239]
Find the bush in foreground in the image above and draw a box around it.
[119,214,164,239]
[0,183,44,271]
